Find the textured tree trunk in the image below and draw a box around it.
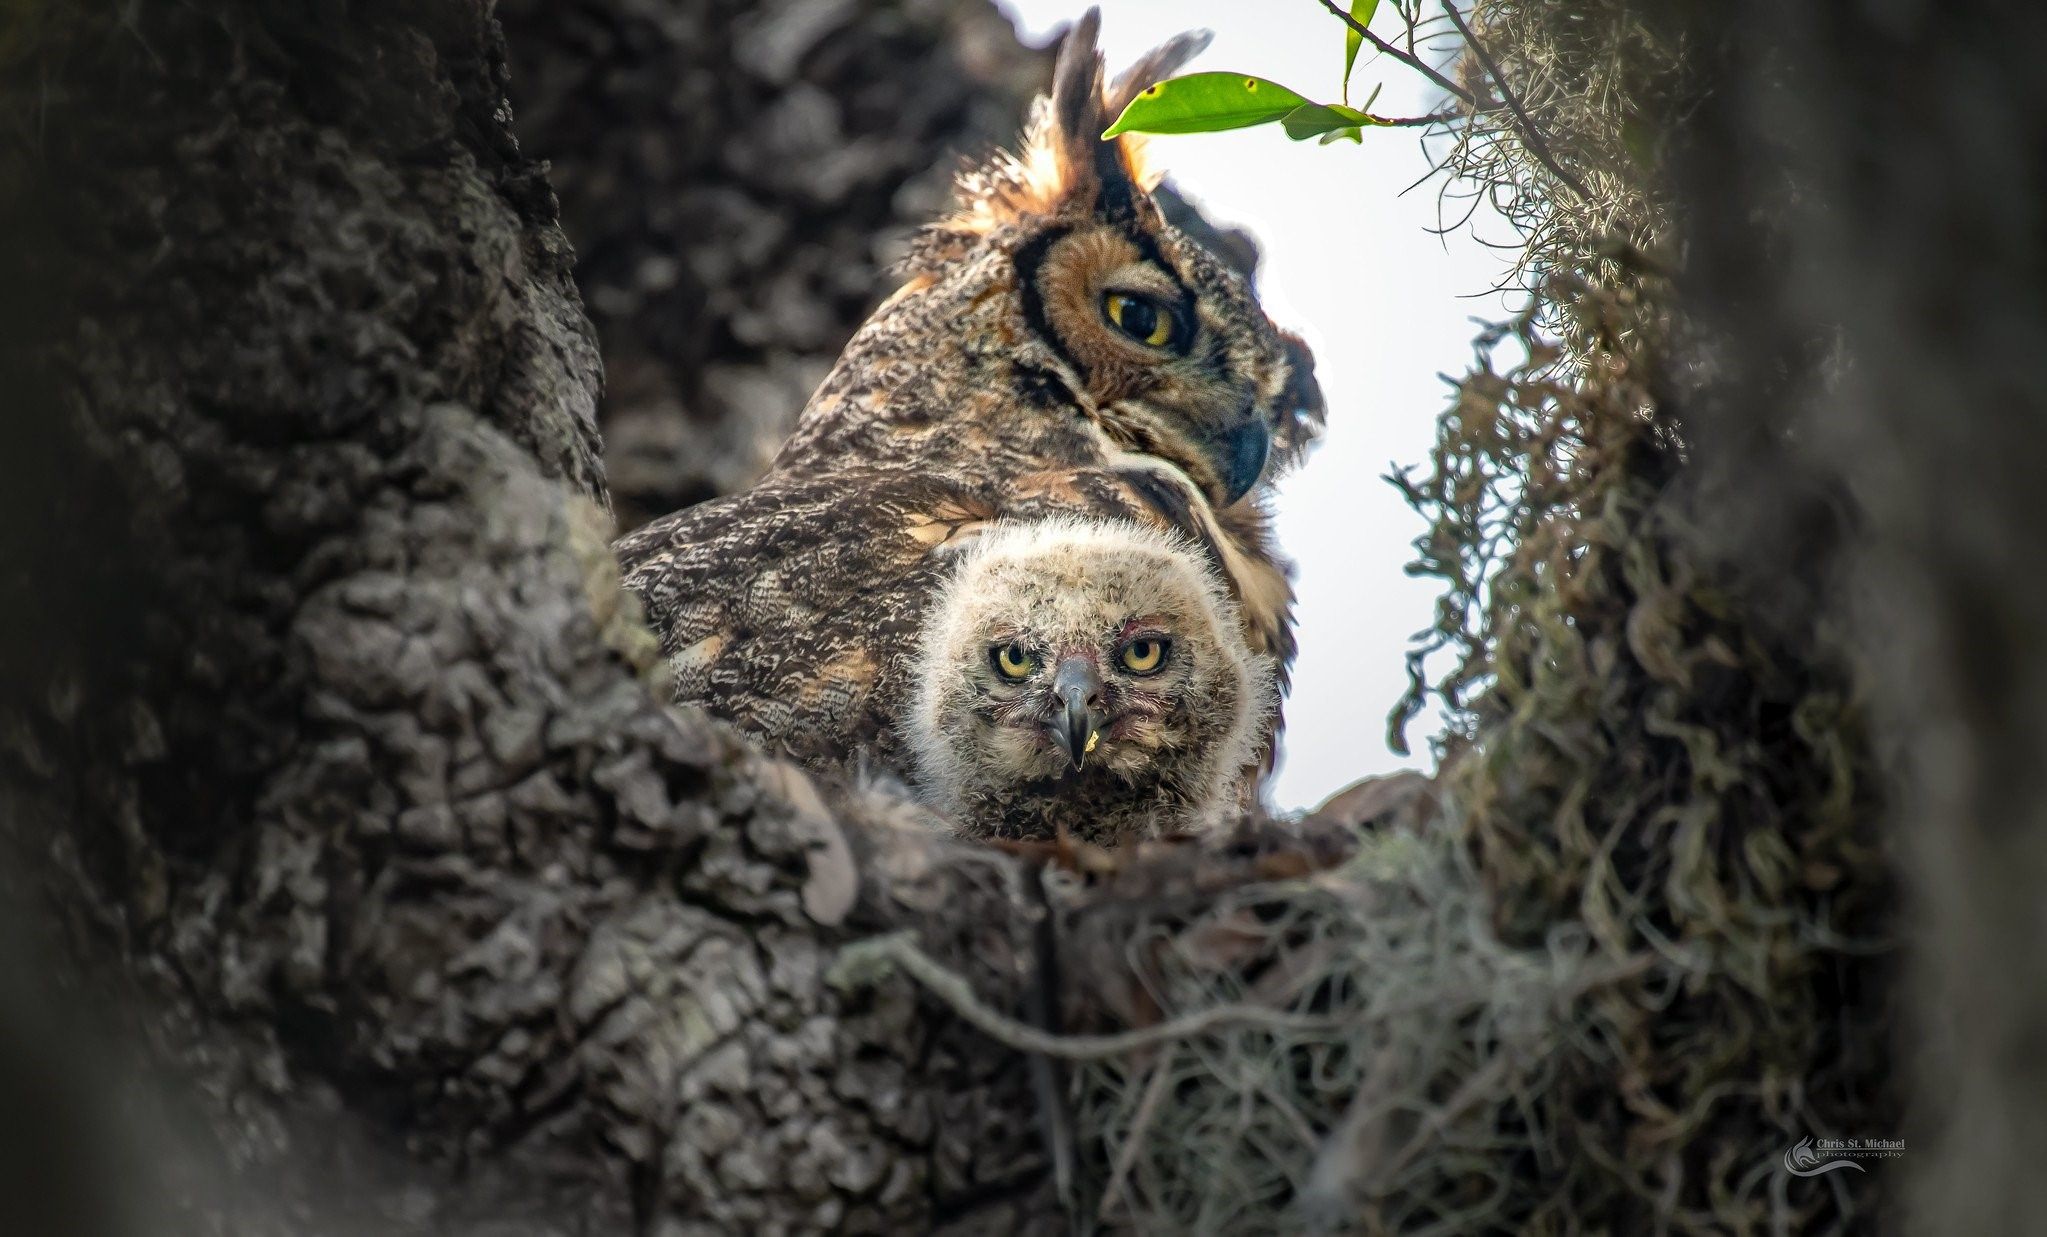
[0,2,1061,1231]
[1665,1,2047,1228]
[11,0,2029,1230]
[495,0,1051,532]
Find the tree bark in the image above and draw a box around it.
[13,0,2018,1230]
[495,0,1052,533]
[1664,1,2047,1228]
[0,3,1060,1231]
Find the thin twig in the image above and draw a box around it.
[1378,1052,1515,1179]
[830,931,1347,1061]
[1438,1,1595,202]
[1315,0,1475,107]
[1097,1045,1177,1220]
[1022,865,1077,1210]
[1378,107,1464,128]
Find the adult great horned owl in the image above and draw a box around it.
[908,518,1274,845]
[616,9,1323,778]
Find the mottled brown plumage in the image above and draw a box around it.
[617,9,1324,781]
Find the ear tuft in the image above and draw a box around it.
[931,9,1206,241]
[1046,7,1107,200]
[1104,28,1211,120]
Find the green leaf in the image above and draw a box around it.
[1341,0,1382,106]
[1280,101,1387,142]
[1102,72,1313,137]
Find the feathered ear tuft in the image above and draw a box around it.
[934,9,1209,240]
[1045,7,1108,205]
[1103,28,1212,121]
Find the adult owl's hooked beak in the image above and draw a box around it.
[1048,656,1107,770]
[1203,416,1272,505]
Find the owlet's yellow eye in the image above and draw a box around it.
[1119,637,1170,675]
[1103,291,1176,349]
[991,642,1035,680]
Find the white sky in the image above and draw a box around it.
[998,1,1519,809]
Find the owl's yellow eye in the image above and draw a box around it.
[1103,291,1177,349]
[991,642,1036,680]
[1119,637,1170,675]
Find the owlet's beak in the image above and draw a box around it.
[1048,655,1107,770]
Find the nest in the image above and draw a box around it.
[1062,824,1603,1233]
[1044,2,1897,1229]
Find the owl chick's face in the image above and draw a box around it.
[910,518,1274,843]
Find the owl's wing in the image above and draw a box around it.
[615,458,1289,780]
[615,468,996,770]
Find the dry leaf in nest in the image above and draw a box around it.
[1170,908,1272,974]
[987,823,1122,877]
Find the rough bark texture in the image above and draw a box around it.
[8,0,2031,1230]
[1664,2,2047,1228]
[0,3,1061,1231]
[496,0,1049,532]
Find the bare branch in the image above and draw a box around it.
[1315,0,1475,107]
[831,930,1349,1061]
[1379,107,1464,128]
[1438,1,1595,202]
